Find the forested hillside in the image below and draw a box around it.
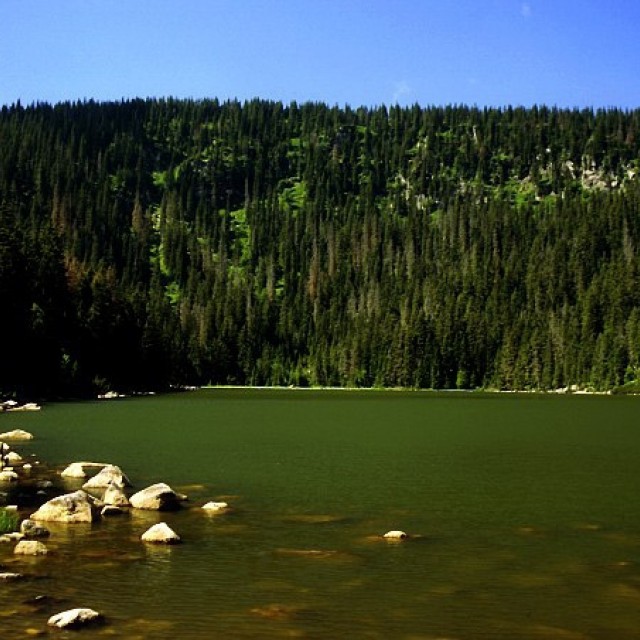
[1,99,640,397]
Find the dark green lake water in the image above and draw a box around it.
[2,390,640,638]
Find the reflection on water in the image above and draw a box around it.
[1,390,640,638]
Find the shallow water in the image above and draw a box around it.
[2,390,640,638]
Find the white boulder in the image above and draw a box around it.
[130,483,184,511]
[0,470,18,482]
[30,490,102,523]
[141,522,181,544]
[16,403,40,412]
[0,429,34,440]
[82,464,131,489]
[48,608,103,629]
[5,451,22,464]
[383,530,408,540]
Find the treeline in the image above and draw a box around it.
[1,98,640,397]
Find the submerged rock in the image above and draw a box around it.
[0,470,18,482]
[130,483,184,511]
[0,572,23,580]
[20,519,50,538]
[101,505,126,517]
[14,540,48,556]
[82,464,131,490]
[30,490,102,523]
[282,513,345,524]
[0,532,24,543]
[0,429,34,440]
[275,548,341,559]
[141,522,181,544]
[48,608,103,629]
[202,501,230,512]
[250,603,304,620]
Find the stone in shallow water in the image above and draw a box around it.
[102,483,130,506]
[275,548,341,559]
[83,464,131,489]
[202,501,230,512]
[20,519,50,538]
[60,461,108,479]
[250,603,303,620]
[282,513,346,524]
[0,429,34,441]
[0,572,23,580]
[47,608,103,629]
[141,522,181,544]
[14,540,48,556]
[0,470,18,483]
[30,490,102,523]
[383,530,408,540]
[130,483,184,510]
[0,532,24,543]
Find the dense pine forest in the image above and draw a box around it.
[1,98,640,397]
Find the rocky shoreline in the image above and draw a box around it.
[1,417,410,634]
[0,426,233,631]
[0,401,41,413]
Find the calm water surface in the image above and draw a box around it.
[2,390,640,638]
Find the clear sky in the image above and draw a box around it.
[2,0,639,109]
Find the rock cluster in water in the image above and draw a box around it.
[0,424,242,631]
[0,403,41,414]
[0,420,413,634]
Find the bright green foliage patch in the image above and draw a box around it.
[0,508,18,534]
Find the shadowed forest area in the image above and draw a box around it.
[1,99,640,397]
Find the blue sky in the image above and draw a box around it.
[2,0,639,109]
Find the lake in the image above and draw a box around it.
[1,390,640,638]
